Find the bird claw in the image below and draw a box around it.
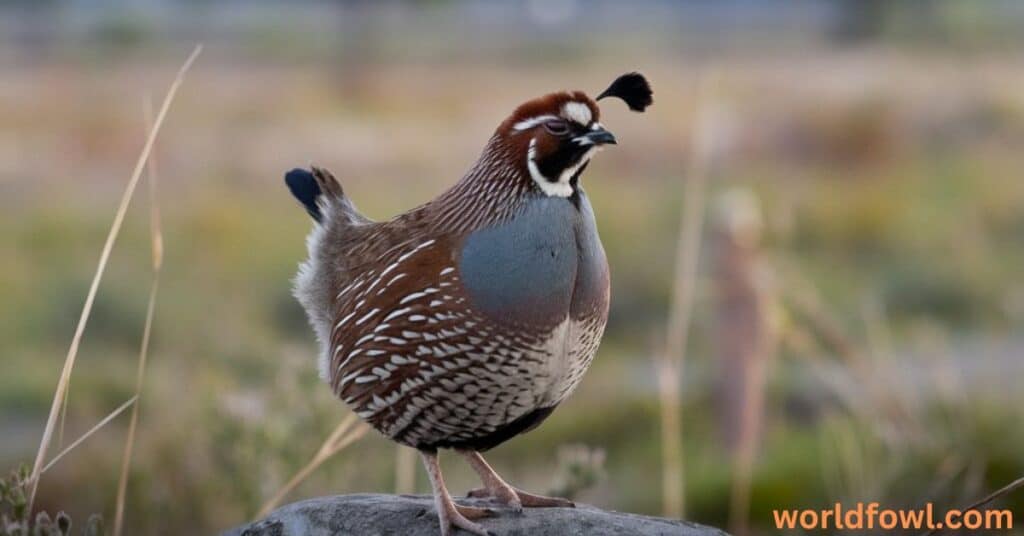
[466,486,521,513]
[439,503,494,536]
[466,486,573,510]
[466,487,490,499]
[456,504,496,519]
[517,490,574,508]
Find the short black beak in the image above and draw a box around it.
[584,128,617,146]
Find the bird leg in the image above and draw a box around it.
[459,450,575,511]
[420,449,495,536]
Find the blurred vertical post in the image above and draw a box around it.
[710,189,777,536]
[657,72,720,519]
[394,446,416,494]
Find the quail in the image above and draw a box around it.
[286,73,652,536]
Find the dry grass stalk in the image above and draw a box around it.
[57,385,70,451]
[255,414,371,519]
[656,359,684,519]
[394,446,417,494]
[785,277,913,446]
[38,396,138,475]
[657,71,719,519]
[783,280,877,412]
[921,475,1024,536]
[112,95,165,536]
[26,44,202,515]
[859,295,914,425]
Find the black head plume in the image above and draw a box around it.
[596,72,653,112]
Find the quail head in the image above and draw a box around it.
[286,72,652,536]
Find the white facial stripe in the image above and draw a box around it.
[527,138,573,197]
[562,101,592,125]
[526,137,595,198]
[590,122,604,131]
[558,147,596,185]
[513,114,558,132]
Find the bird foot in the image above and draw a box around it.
[438,503,496,536]
[466,485,575,510]
[456,504,497,520]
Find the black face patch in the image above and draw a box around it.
[535,124,592,183]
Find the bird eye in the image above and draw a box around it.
[543,120,570,136]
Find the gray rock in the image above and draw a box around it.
[224,494,728,536]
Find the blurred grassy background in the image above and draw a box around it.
[3,1,1024,534]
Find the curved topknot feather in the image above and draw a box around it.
[596,72,653,112]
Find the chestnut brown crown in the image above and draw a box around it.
[489,72,652,198]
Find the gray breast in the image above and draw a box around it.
[457,192,608,328]
[569,191,610,319]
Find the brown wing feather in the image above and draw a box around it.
[326,222,557,447]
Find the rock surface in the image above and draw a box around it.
[224,494,728,536]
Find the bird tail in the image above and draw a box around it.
[285,166,369,225]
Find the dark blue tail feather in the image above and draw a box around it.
[285,168,323,222]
